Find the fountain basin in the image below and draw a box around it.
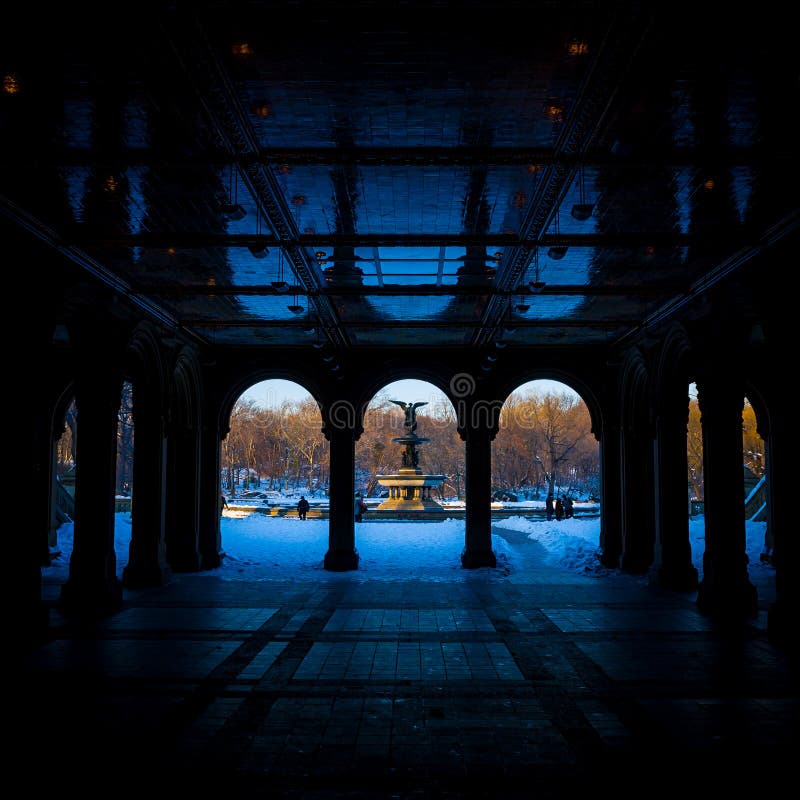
[375,469,447,511]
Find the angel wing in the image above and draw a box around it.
[389,400,408,410]
[410,402,428,412]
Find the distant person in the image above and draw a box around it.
[297,495,310,520]
[555,496,564,521]
[546,493,554,521]
[219,493,228,516]
[564,495,574,518]
[354,494,367,522]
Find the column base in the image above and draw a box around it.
[324,549,359,571]
[200,551,222,570]
[620,552,652,574]
[15,603,50,645]
[655,563,699,592]
[168,551,202,573]
[60,576,123,614]
[461,549,497,569]
[122,562,171,589]
[697,575,758,617]
[768,603,800,654]
[599,549,620,569]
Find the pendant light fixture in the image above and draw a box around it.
[221,164,246,220]
[570,166,594,221]
[248,203,270,258]
[271,247,290,293]
[547,208,568,260]
[529,247,546,293]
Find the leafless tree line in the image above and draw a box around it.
[54,384,764,502]
[222,389,601,499]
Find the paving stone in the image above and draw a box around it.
[20,562,795,796]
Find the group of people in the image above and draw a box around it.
[298,493,367,521]
[223,492,369,522]
[297,493,367,521]
[545,492,574,521]
[251,491,576,523]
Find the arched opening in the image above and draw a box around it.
[44,381,135,586]
[114,380,133,575]
[208,376,522,580]
[216,378,329,577]
[491,379,602,574]
[350,378,480,576]
[742,393,774,612]
[227,379,327,502]
[358,379,461,503]
[44,396,77,590]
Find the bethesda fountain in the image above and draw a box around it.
[375,400,446,511]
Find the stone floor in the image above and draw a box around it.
[14,530,798,798]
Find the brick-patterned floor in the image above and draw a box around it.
[14,534,797,798]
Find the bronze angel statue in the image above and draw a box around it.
[390,400,428,433]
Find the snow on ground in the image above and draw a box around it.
[492,516,607,574]
[493,514,771,579]
[44,510,772,587]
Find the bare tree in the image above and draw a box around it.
[687,394,765,502]
[224,399,259,492]
[687,397,704,499]
[279,398,326,491]
[493,389,595,498]
[56,399,77,476]
[223,384,602,502]
[115,381,134,496]
[357,399,398,496]
[415,398,460,499]
[742,399,765,477]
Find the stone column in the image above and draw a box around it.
[61,369,124,612]
[198,418,223,570]
[696,376,757,616]
[750,267,797,648]
[324,426,359,571]
[47,429,61,555]
[122,387,170,587]
[165,421,202,572]
[462,423,496,569]
[765,395,796,647]
[620,421,656,574]
[653,400,698,590]
[599,425,623,569]
[17,381,52,636]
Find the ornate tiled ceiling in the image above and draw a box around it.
[1,2,797,350]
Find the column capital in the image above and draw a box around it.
[655,398,689,428]
[696,377,745,421]
[65,309,129,359]
[321,400,363,440]
[455,397,503,442]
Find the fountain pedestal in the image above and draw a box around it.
[376,468,447,510]
[375,422,446,512]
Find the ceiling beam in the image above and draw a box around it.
[612,208,800,346]
[0,193,208,346]
[180,318,629,329]
[18,145,781,168]
[475,6,655,345]
[162,10,350,348]
[133,283,681,298]
[67,231,739,249]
